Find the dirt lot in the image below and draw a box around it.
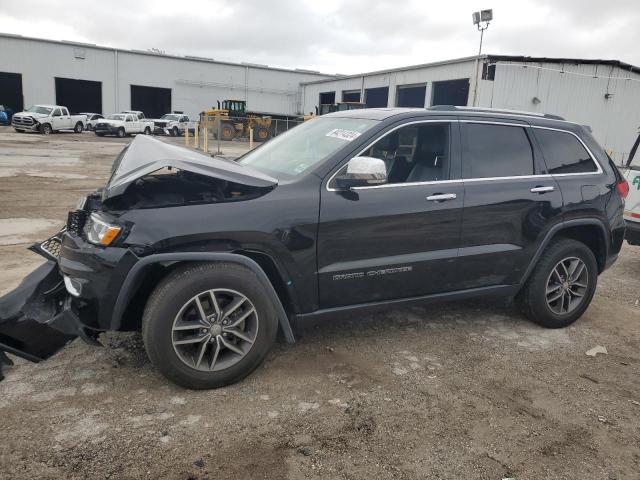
[0,127,638,479]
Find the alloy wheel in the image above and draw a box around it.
[171,288,258,372]
[545,257,589,315]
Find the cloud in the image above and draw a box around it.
[0,0,638,74]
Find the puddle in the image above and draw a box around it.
[0,218,61,245]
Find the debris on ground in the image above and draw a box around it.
[585,345,608,356]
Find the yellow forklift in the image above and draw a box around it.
[200,100,272,141]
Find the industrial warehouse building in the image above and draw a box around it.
[301,55,640,162]
[1,32,640,161]
[0,33,332,120]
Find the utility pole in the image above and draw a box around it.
[470,9,493,107]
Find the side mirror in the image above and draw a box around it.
[335,156,387,189]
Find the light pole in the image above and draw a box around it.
[472,9,493,55]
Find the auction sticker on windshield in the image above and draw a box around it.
[325,129,362,141]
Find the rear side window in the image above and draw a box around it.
[535,129,598,174]
[464,124,534,178]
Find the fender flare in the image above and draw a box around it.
[519,218,608,286]
[111,252,295,343]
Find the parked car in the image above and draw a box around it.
[0,109,7,126]
[12,105,86,134]
[0,107,627,388]
[0,105,14,124]
[80,113,104,131]
[621,128,640,244]
[150,113,197,136]
[94,113,153,137]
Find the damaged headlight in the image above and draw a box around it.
[84,213,122,246]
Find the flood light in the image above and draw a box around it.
[480,9,493,22]
[472,11,481,25]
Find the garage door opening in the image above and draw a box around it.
[130,85,171,119]
[319,91,335,106]
[0,72,24,115]
[365,87,388,108]
[431,79,470,107]
[55,77,102,114]
[342,90,361,103]
[396,84,426,107]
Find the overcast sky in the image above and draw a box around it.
[0,0,638,74]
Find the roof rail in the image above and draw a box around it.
[428,105,565,121]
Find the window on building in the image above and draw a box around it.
[464,124,534,178]
[535,129,598,174]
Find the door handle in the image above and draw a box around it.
[426,193,457,202]
[530,186,555,194]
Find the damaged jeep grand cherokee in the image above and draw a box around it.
[0,107,627,389]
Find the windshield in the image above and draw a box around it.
[238,117,378,178]
[26,106,53,115]
[108,114,126,121]
[161,114,181,121]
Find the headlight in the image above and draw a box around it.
[85,213,122,246]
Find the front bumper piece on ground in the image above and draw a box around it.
[0,233,97,381]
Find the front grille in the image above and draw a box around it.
[66,210,88,236]
[40,237,62,258]
[12,116,34,127]
[154,121,167,128]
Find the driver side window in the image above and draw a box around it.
[336,122,451,185]
[368,123,450,184]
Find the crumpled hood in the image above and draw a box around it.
[14,111,48,119]
[103,135,277,200]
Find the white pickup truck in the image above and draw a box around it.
[150,113,197,136]
[12,105,86,134]
[93,112,153,138]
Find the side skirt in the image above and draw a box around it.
[296,284,519,321]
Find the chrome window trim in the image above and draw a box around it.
[325,119,604,192]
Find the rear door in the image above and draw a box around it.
[457,119,563,288]
[317,119,465,308]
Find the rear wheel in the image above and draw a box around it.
[40,123,52,135]
[142,262,278,389]
[74,122,83,133]
[116,128,125,138]
[517,238,598,328]
[144,126,151,135]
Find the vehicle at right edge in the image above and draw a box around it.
[0,106,628,389]
[621,128,640,245]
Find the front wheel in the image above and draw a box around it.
[74,122,84,133]
[517,238,598,328]
[40,123,52,135]
[142,262,278,389]
[116,128,125,138]
[172,126,179,137]
[86,124,93,131]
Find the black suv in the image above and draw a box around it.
[0,107,628,388]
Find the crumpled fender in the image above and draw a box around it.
[0,260,77,380]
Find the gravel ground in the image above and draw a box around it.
[0,128,638,479]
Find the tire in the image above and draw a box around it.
[74,122,84,133]
[116,128,125,138]
[40,123,52,135]
[517,238,598,328]
[221,123,235,141]
[253,126,270,142]
[142,262,278,389]
[144,127,151,135]
[172,126,179,137]
[86,124,93,131]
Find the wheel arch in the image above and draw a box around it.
[112,252,295,343]
[520,219,608,287]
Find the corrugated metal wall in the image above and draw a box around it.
[0,35,331,118]
[477,60,640,162]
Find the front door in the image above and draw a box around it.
[317,120,464,308]
[456,120,564,288]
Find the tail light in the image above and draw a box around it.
[616,179,629,199]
